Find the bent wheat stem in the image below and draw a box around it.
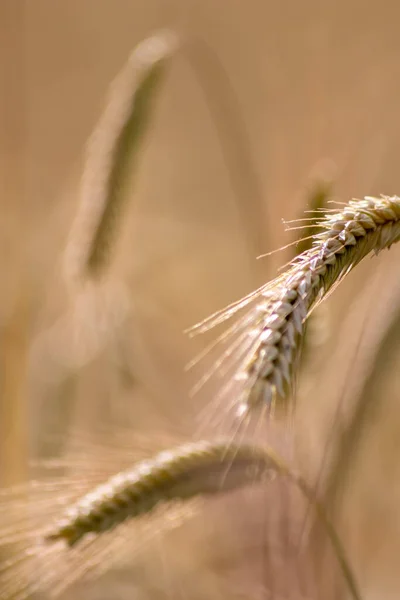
[191,195,400,416]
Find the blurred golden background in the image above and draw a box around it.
[1,1,400,598]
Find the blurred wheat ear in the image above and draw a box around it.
[54,28,271,378]
[33,28,272,452]
[32,32,180,456]
[64,29,268,288]
[64,31,178,286]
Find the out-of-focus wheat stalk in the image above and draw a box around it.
[31,33,179,461]
[190,195,400,419]
[0,286,31,487]
[184,38,268,276]
[64,31,178,286]
[323,269,400,515]
[31,28,272,466]
[40,29,269,385]
[64,30,268,288]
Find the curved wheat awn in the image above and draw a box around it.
[0,438,360,599]
[189,195,400,431]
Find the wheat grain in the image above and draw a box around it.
[190,195,400,419]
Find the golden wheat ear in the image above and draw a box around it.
[188,195,400,423]
[0,435,255,598]
[0,435,361,599]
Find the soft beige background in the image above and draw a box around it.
[1,1,400,598]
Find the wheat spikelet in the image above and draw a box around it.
[190,195,400,421]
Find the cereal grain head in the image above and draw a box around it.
[190,195,400,422]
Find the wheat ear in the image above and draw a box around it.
[50,439,358,600]
[64,30,267,286]
[191,195,400,416]
[0,439,360,600]
[64,31,178,285]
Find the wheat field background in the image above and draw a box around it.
[1,1,400,598]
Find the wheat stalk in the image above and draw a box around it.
[323,267,400,514]
[184,38,268,273]
[190,195,400,417]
